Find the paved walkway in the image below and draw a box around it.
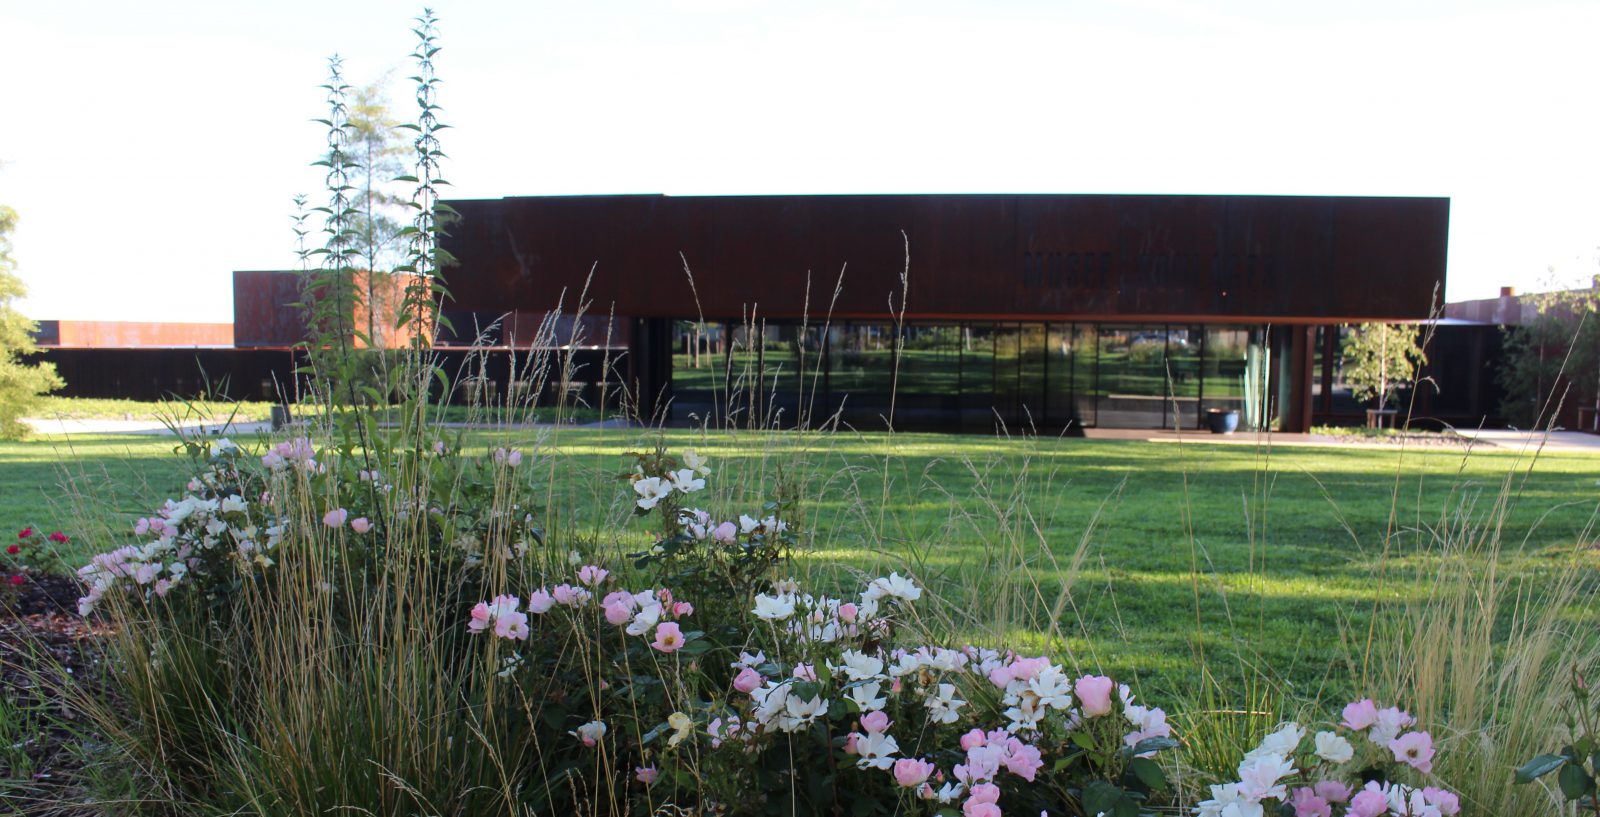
[22,417,1600,454]
[1450,428,1600,455]
[20,417,276,436]
[1085,427,1600,454]
[19,417,636,437]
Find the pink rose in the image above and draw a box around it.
[838,602,859,623]
[960,728,989,751]
[860,710,891,734]
[1290,787,1332,817]
[1011,656,1050,681]
[322,508,348,528]
[843,732,859,755]
[493,611,530,640]
[893,758,937,788]
[1074,674,1115,717]
[349,517,371,534]
[603,599,633,625]
[962,804,1000,817]
[1340,698,1379,731]
[1313,780,1352,804]
[712,521,737,542]
[651,621,685,653]
[1002,741,1043,782]
[733,666,764,693]
[551,584,585,606]
[1349,786,1388,817]
[1422,787,1460,816]
[968,783,1000,804]
[527,589,555,614]
[576,565,609,586]
[673,601,694,617]
[635,765,659,785]
[468,602,493,632]
[792,663,817,681]
[1388,731,1435,773]
[987,665,1014,688]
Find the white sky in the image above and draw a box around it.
[3,0,1598,322]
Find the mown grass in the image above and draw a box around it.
[6,426,1596,703]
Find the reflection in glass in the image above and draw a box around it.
[893,325,961,426]
[1096,324,1170,428]
[666,318,1284,432]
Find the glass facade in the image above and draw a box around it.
[671,320,1282,431]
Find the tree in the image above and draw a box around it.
[311,76,409,349]
[1341,322,1426,411]
[0,205,64,438]
[1497,279,1600,428]
[347,78,410,349]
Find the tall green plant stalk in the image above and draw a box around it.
[390,8,457,450]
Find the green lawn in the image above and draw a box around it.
[4,426,1596,701]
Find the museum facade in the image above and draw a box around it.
[438,193,1454,433]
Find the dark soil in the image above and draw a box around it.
[1,573,113,816]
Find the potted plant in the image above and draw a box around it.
[1206,407,1239,434]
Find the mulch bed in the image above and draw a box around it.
[1305,432,1476,448]
[1,573,114,815]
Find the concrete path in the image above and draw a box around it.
[21,417,276,437]
[23,416,1600,454]
[1085,426,1600,454]
[20,417,636,437]
[1450,428,1600,455]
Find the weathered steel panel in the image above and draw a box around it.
[43,320,233,348]
[233,269,432,349]
[440,194,1449,323]
[233,270,306,348]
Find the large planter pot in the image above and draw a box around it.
[1206,408,1239,434]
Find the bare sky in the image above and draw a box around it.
[3,0,1598,322]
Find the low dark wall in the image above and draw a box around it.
[34,347,629,410]
[37,348,306,402]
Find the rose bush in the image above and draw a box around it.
[1195,700,1459,817]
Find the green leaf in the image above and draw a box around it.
[1516,754,1568,783]
[1130,736,1180,756]
[1082,781,1122,817]
[1128,756,1167,791]
[1558,761,1595,800]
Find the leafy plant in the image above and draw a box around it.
[1340,323,1425,411]
[1515,666,1600,815]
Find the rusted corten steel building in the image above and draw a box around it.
[440,193,1451,433]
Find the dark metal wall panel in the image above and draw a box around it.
[440,194,1449,323]
[36,348,305,402]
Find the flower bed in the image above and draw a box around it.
[56,436,1492,817]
